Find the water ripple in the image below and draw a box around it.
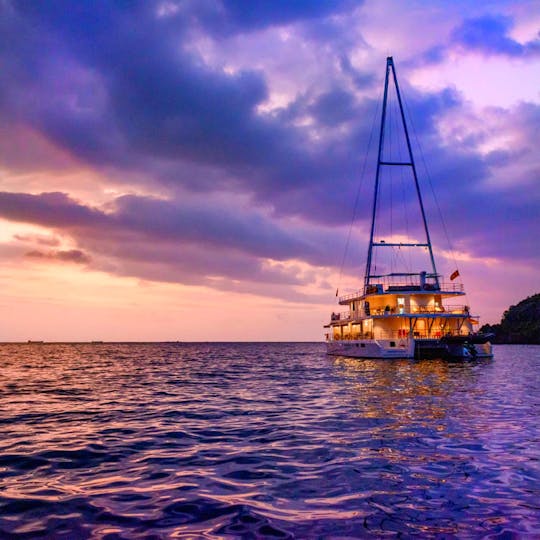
[0,342,539,537]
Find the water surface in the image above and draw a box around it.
[0,343,539,538]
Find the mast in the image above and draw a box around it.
[364,57,390,292]
[364,57,439,292]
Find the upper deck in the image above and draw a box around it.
[338,273,464,305]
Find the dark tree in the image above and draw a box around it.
[481,294,540,344]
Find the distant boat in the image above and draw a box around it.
[27,340,44,344]
[325,57,493,360]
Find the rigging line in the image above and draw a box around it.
[336,93,381,291]
[384,84,394,274]
[372,92,384,277]
[389,90,394,241]
[390,88,403,272]
[392,88,402,271]
[396,97,412,273]
[392,87,408,274]
[400,93,474,306]
[386,88,393,273]
[373,101,385,275]
[401,94,461,275]
[389,91,399,274]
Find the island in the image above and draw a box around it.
[480,293,540,344]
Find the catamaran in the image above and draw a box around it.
[325,57,493,360]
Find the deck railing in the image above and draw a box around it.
[411,304,469,314]
[330,305,470,323]
[327,329,470,341]
[338,281,464,303]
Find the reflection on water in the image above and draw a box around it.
[0,343,539,538]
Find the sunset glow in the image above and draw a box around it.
[1,0,539,341]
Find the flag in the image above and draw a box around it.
[450,269,459,281]
[335,288,339,297]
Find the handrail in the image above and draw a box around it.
[338,291,364,302]
[338,282,464,302]
[328,329,471,341]
[411,305,469,314]
[330,304,470,323]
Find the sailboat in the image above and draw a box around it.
[325,57,493,359]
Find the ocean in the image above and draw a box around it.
[0,342,539,538]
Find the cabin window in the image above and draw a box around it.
[398,297,405,314]
[390,341,396,347]
[361,343,366,348]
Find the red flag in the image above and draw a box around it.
[450,270,459,281]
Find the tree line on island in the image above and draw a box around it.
[480,293,540,344]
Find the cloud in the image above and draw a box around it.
[0,192,105,229]
[0,190,350,300]
[0,1,487,230]
[192,0,358,35]
[13,233,60,247]
[0,0,538,313]
[452,15,540,57]
[25,249,91,264]
[0,191,324,262]
[309,88,358,126]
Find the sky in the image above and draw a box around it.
[0,0,539,341]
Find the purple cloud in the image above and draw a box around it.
[0,1,538,311]
[0,190,355,300]
[452,15,540,57]
[0,192,104,228]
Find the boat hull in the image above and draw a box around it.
[326,337,493,360]
[440,335,493,359]
[326,338,415,359]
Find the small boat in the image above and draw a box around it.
[325,57,493,360]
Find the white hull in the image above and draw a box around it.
[326,338,415,359]
[326,339,493,359]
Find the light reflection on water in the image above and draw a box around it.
[0,343,539,538]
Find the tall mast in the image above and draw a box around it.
[364,56,439,292]
[364,57,391,292]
